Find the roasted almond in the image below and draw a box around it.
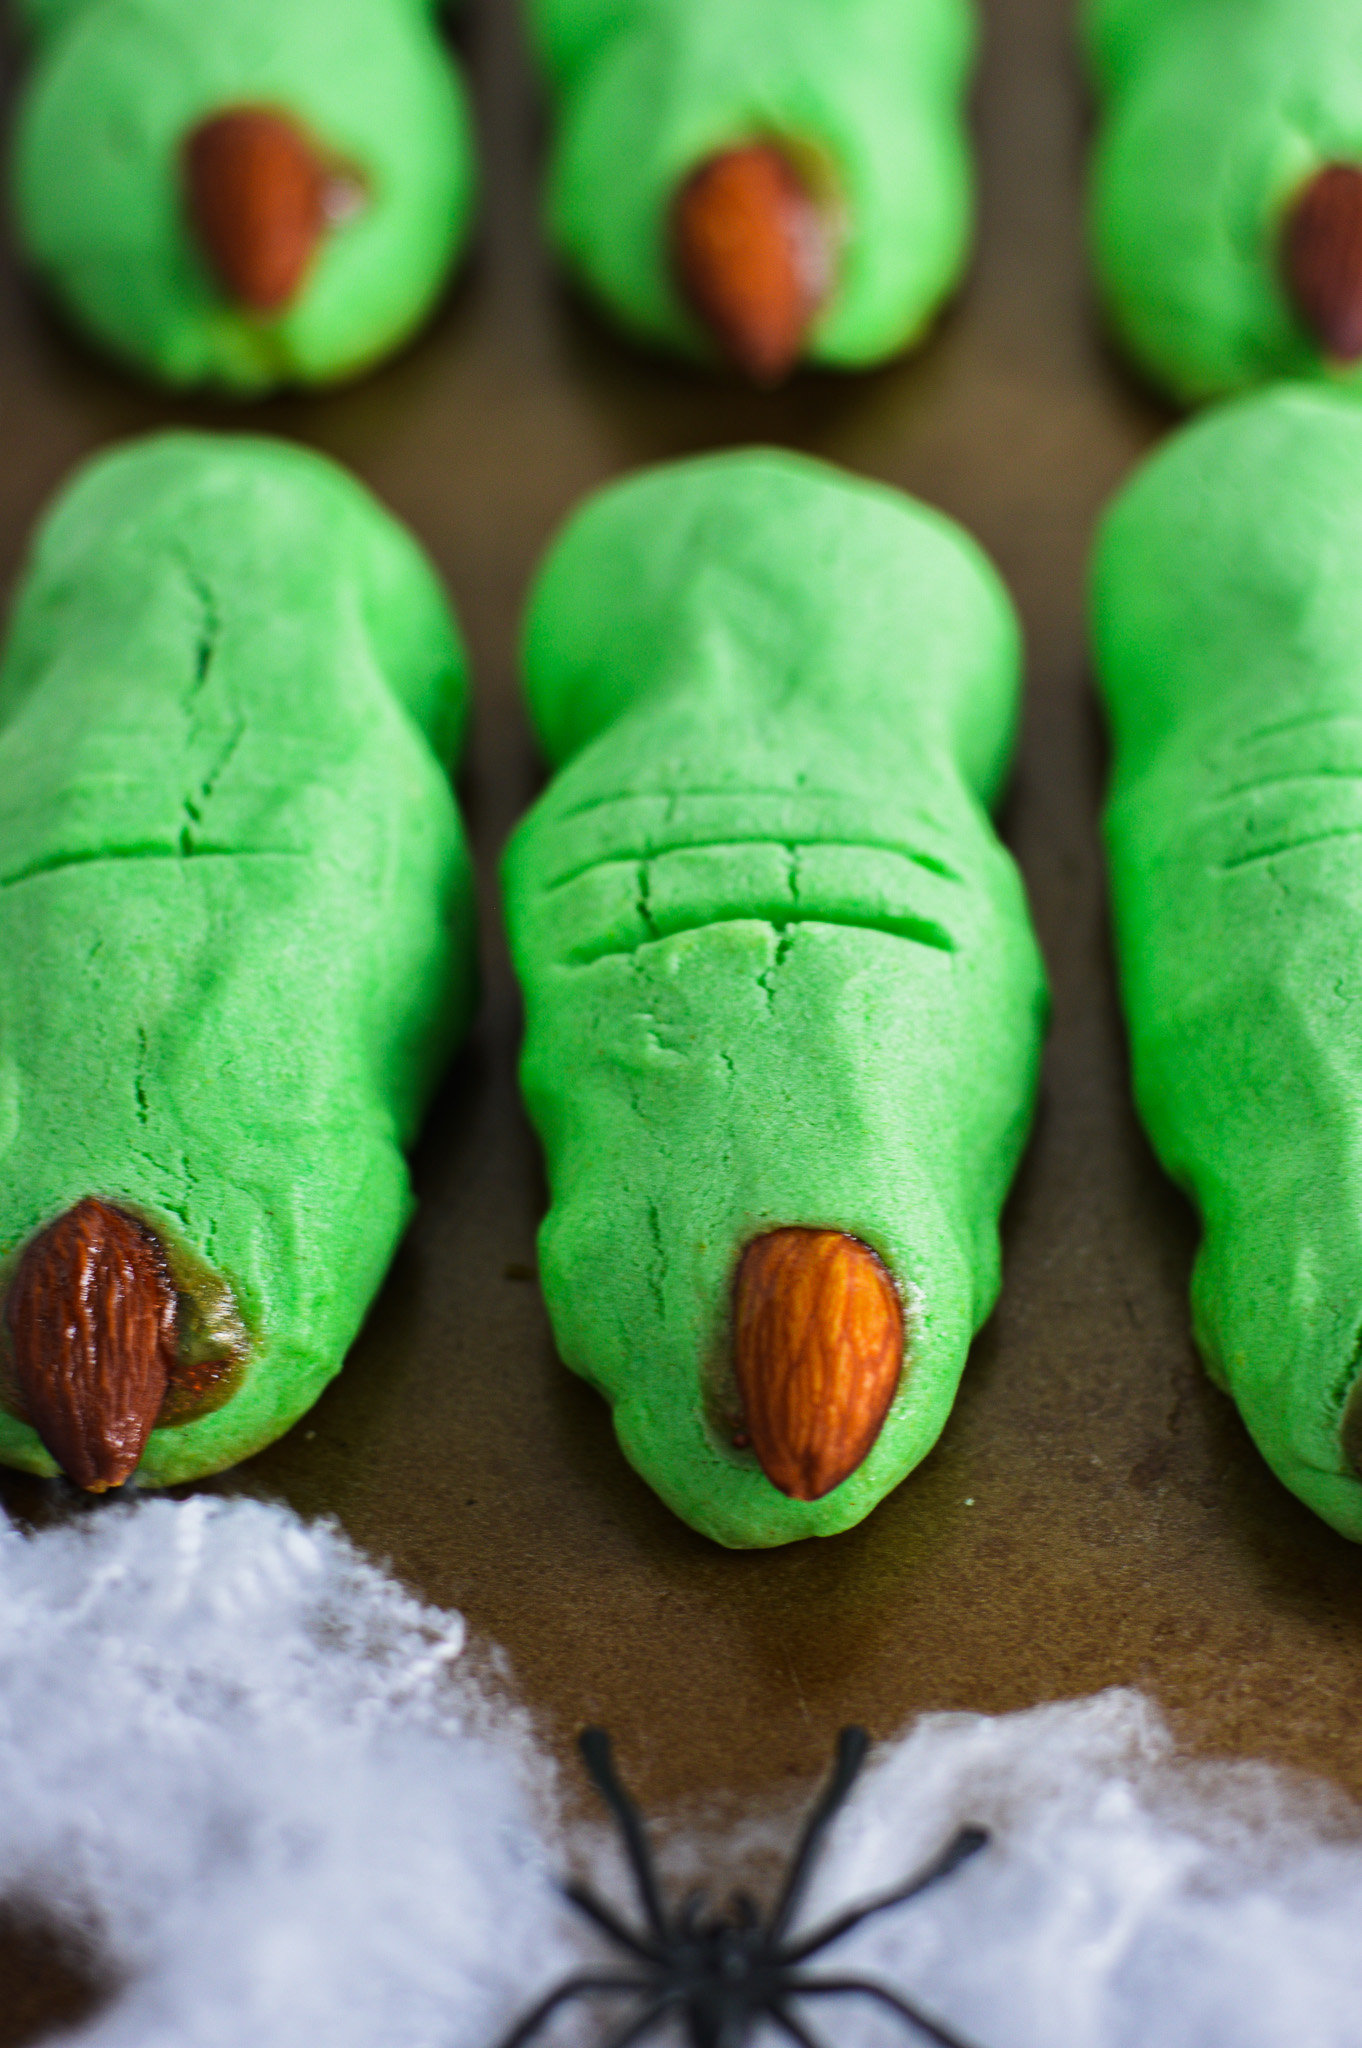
[1282,163,1362,361]
[6,1199,178,1493]
[182,107,331,314]
[671,143,834,384]
[733,1227,902,1501]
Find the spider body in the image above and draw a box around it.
[492,1725,988,2048]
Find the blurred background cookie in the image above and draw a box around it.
[527,0,977,382]
[1086,0,1362,402]
[11,0,476,392]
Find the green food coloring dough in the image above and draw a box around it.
[526,0,976,367]
[503,450,1046,1547]
[1094,383,1362,1541]
[1085,0,1362,402]
[0,431,475,1486]
[12,0,474,392]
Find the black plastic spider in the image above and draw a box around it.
[491,1724,989,2048]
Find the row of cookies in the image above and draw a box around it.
[0,430,1040,1546]
[5,394,1362,1553]
[16,0,1362,398]
[11,0,974,389]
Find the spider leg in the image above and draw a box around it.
[679,1888,707,1936]
[487,1972,653,2048]
[768,1727,870,1943]
[562,1876,663,1962]
[769,2003,831,2048]
[598,1991,681,2048]
[579,1728,670,1940]
[788,1976,983,2048]
[780,1826,990,1963]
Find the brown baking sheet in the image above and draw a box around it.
[3,2,1362,2023]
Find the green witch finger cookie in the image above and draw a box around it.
[1085,0,1362,402]
[526,0,977,382]
[503,451,1046,1548]
[0,432,475,1491]
[12,0,475,392]
[1094,383,1362,1542]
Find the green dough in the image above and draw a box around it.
[0,431,475,1485]
[1085,0,1362,401]
[12,0,474,392]
[1094,383,1362,1541]
[503,451,1046,1547]
[526,0,976,367]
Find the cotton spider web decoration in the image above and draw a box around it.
[492,1724,989,2048]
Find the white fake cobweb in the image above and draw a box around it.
[0,1494,574,2048]
[0,1492,1360,2048]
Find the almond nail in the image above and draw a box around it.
[182,107,330,314]
[1282,163,1362,361]
[733,1227,902,1501]
[671,143,833,384]
[6,1199,178,1492]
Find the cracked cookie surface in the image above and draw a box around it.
[504,450,1046,1546]
[1095,384,1362,1540]
[0,431,475,1486]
